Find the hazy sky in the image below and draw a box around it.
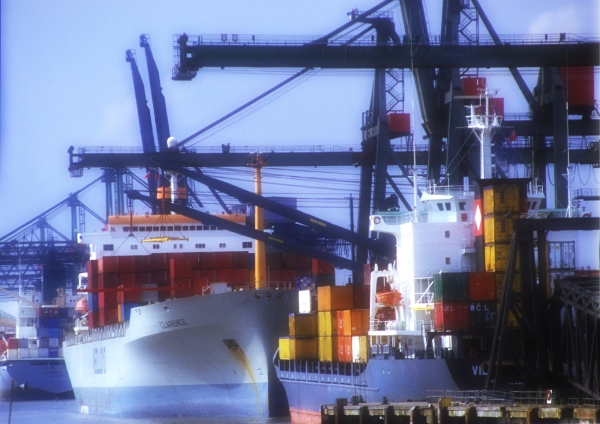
[1,0,599,238]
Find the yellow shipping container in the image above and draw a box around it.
[496,303,519,330]
[495,272,521,299]
[352,336,368,363]
[484,214,518,244]
[317,285,354,311]
[289,313,317,337]
[485,243,519,272]
[318,311,337,337]
[279,337,291,360]
[318,336,339,362]
[290,337,318,360]
[483,185,520,216]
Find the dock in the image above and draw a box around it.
[320,391,600,423]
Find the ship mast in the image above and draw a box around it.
[466,87,502,179]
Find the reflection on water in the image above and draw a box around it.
[0,399,291,424]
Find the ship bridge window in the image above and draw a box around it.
[437,203,444,211]
[152,244,160,249]
[459,202,466,210]
[242,242,252,248]
[167,226,173,231]
[174,226,181,231]
[130,245,138,250]
[153,226,159,231]
[195,243,205,249]
[203,225,210,230]
[219,243,226,248]
[146,226,152,232]
[445,231,450,238]
[103,244,114,251]
[445,257,451,265]
[132,226,139,232]
[123,227,130,232]
[160,226,166,231]
[210,225,217,230]
[182,226,189,231]
[445,203,452,210]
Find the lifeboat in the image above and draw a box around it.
[75,297,88,314]
[375,290,402,307]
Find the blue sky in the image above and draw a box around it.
[1,0,599,238]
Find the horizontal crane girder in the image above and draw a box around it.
[176,43,598,73]
[125,190,365,273]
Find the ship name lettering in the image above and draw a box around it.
[159,319,188,329]
[472,365,487,376]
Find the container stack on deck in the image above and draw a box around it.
[279,285,371,363]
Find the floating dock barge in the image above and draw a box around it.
[321,391,600,423]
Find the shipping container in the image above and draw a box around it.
[232,251,249,269]
[98,272,119,289]
[37,327,63,338]
[266,252,282,270]
[296,255,311,269]
[99,290,118,309]
[170,277,193,298]
[352,335,368,363]
[312,259,335,276]
[135,255,151,272]
[388,112,411,135]
[485,243,520,272]
[87,310,99,328]
[495,272,521,298]
[433,272,469,302]
[462,77,486,96]
[318,336,338,362]
[117,284,142,304]
[118,303,141,322]
[279,337,291,360]
[548,241,575,270]
[118,256,137,273]
[152,269,170,285]
[99,307,119,326]
[87,260,99,277]
[289,337,317,360]
[337,336,352,363]
[317,311,336,337]
[216,268,234,283]
[434,302,470,331]
[468,272,496,301]
[289,313,317,337]
[558,66,595,107]
[214,252,234,269]
[7,338,18,349]
[352,285,371,310]
[281,252,297,269]
[98,256,119,274]
[140,283,159,303]
[317,285,354,312]
[483,185,520,216]
[268,269,281,283]
[484,214,518,244]
[38,348,49,358]
[281,269,296,284]
[337,309,369,336]
[468,301,497,331]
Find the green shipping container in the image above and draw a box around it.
[433,272,469,302]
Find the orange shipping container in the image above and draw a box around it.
[352,285,371,309]
[337,336,352,363]
[317,286,354,312]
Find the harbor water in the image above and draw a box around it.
[0,399,291,424]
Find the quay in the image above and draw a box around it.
[320,391,600,423]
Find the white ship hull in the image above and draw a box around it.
[63,289,298,418]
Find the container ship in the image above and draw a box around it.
[274,180,600,424]
[1,289,75,398]
[61,208,345,418]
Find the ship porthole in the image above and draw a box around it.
[374,217,381,225]
[469,349,478,358]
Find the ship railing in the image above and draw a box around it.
[276,358,368,387]
[512,390,555,405]
[521,208,569,219]
[569,398,600,406]
[64,321,129,346]
[427,390,514,404]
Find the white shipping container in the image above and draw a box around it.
[7,349,18,359]
[298,290,311,313]
[27,339,38,349]
[38,348,49,358]
[29,348,39,358]
[18,306,37,318]
[18,348,30,358]
[210,282,229,294]
[17,326,36,339]
[351,336,368,363]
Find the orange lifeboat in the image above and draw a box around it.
[375,290,403,307]
[75,297,88,314]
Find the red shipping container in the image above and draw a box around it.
[214,252,233,269]
[118,256,136,273]
[87,275,98,290]
[434,302,470,331]
[216,268,233,284]
[462,77,486,96]
[158,288,170,302]
[117,284,142,304]
[151,269,169,286]
[99,291,118,309]
[193,277,209,296]
[184,252,201,268]
[387,112,411,134]
[352,285,371,310]
[559,66,595,107]
[87,310,99,328]
[295,268,311,278]
[312,259,335,275]
[233,251,249,269]
[268,269,281,283]
[200,269,216,283]
[150,253,170,270]
[7,338,18,349]
[296,255,311,269]
[99,307,119,326]
[170,257,192,278]
[119,273,136,287]
[468,272,496,301]
[233,268,248,285]
[135,255,151,272]
[266,252,282,270]
[281,269,296,284]
[98,256,119,274]
[134,272,152,286]
[87,260,98,277]
[198,252,215,268]
[337,336,352,363]
[98,273,119,289]
[281,252,297,269]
